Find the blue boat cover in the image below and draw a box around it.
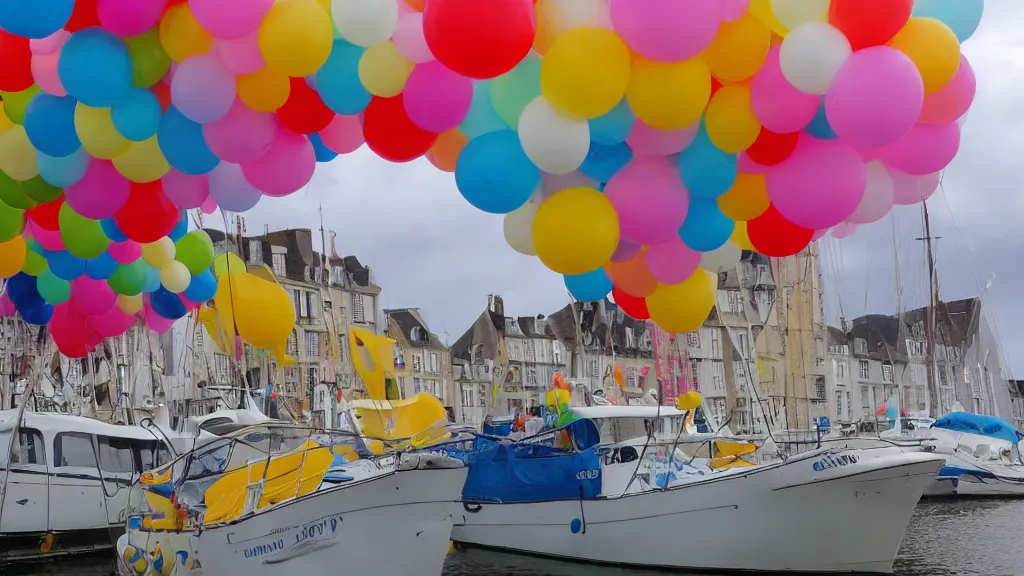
[932,412,1024,445]
[482,422,512,437]
[461,442,602,503]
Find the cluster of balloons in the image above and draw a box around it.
[0,0,983,339]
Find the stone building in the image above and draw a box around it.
[386,308,454,416]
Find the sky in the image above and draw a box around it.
[207,2,1024,375]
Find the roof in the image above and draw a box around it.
[387,308,446,349]
[826,326,850,346]
[904,298,980,349]
[849,314,910,362]
[0,410,171,441]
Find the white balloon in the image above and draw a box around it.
[780,22,852,95]
[332,0,399,48]
[537,0,611,38]
[770,0,829,30]
[503,200,539,255]
[518,96,590,175]
[831,222,858,239]
[699,242,741,274]
[847,161,893,224]
[890,169,940,206]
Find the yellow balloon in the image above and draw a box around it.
[0,126,37,181]
[888,17,961,94]
[647,272,715,333]
[0,235,26,278]
[75,104,130,159]
[675,390,702,411]
[118,293,143,314]
[238,68,291,112]
[750,0,788,36]
[626,56,710,131]
[541,27,631,119]
[704,13,771,82]
[730,222,755,250]
[208,270,296,356]
[259,0,333,78]
[142,237,176,269]
[704,84,761,154]
[113,137,169,183]
[212,252,247,277]
[770,0,828,30]
[532,186,619,275]
[718,173,770,221]
[159,4,212,63]
[160,261,191,293]
[0,102,13,133]
[358,41,413,98]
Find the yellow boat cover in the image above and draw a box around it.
[352,393,451,446]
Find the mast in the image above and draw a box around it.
[916,202,941,419]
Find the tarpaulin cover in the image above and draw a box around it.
[932,412,1024,445]
[462,443,602,503]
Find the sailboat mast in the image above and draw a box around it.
[917,202,941,419]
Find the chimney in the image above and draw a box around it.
[840,317,848,332]
[493,295,504,317]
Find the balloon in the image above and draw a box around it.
[71,276,117,315]
[142,265,161,292]
[422,0,535,80]
[766,136,865,230]
[704,84,760,154]
[107,258,147,295]
[30,30,70,55]
[679,199,735,252]
[503,200,538,255]
[358,43,413,99]
[626,120,699,157]
[609,0,720,62]
[112,137,169,183]
[403,61,473,134]
[612,287,650,320]
[64,159,130,219]
[532,187,619,276]
[393,12,433,63]
[26,198,62,232]
[167,214,188,243]
[579,142,631,183]
[644,236,701,285]
[589,99,634,146]
[699,242,742,273]
[605,252,657,297]
[825,46,923,149]
[878,121,960,176]
[75,103,130,159]
[703,13,770,83]
[0,0,74,39]
[779,22,851,96]
[459,80,505,139]
[141,236,175,268]
[0,126,40,181]
[29,220,63,250]
[175,230,215,274]
[214,32,265,74]
[190,0,274,40]
[605,156,688,245]
[37,268,71,304]
[312,134,339,161]
[85,251,119,280]
[425,129,467,172]
[490,56,540,128]
[58,28,132,107]
[97,0,165,37]
[362,94,438,162]
[158,106,220,175]
[804,100,837,140]
[646,271,715,333]
[108,240,142,264]
[745,128,798,167]
[59,203,110,259]
[125,28,171,88]
[456,130,538,214]
[332,0,399,48]
[209,162,262,212]
[320,114,365,154]
[920,56,975,125]
[171,53,236,124]
[238,67,291,113]
[183,268,218,302]
[565,268,613,302]
[518,96,590,175]
[240,127,315,196]
[534,0,611,55]
[717,173,770,222]
[159,260,191,293]
[828,0,913,51]
[0,236,27,278]
[846,161,894,224]
[912,0,984,43]
[747,205,813,257]
[888,17,961,94]
[114,182,181,243]
[678,127,737,200]
[317,40,372,115]
[23,93,80,158]
[258,0,333,77]
[540,27,631,119]
[32,48,67,97]
[149,286,187,318]
[626,56,710,131]
[610,239,640,263]
[277,77,334,134]
[118,293,143,314]
[201,100,275,164]
[37,147,89,187]
[89,305,136,338]
[751,45,819,134]
[770,0,828,30]
[111,88,162,141]
[541,170,598,198]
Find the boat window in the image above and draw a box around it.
[12,428,45,465]
[98,436,135,473]
[132,440,173,472]
[54,433,98,468]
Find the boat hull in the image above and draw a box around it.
[451,451,942,574]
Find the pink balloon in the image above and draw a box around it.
[319,114,365,154]
[210,162,262,212]
[766,135,866,230]
[0,293,15,317]
[919,56,975,125]
[604,156,689,245]
[49,303,103,358]
[609,0,721,62]
[811,228,827,241]
[180,295,202,312]
[610,239,641,262]
[65,159,131,219]
[750,46,820,134]
[203,99,276,163]
[31,51,66,96]
[878,122,960,176]
[825,46,923,149]
[394,13,434,63]
[200,195,218,214]
[90,306,137,338]
[98,0,166,37]
[141,297,175,333]
[108,241,142,264]
[403,62,473,134]
[28,220,65,250]
[241,127,315,197]
[644,236,701,284]
[890,169,939,206]
[162,169,210,209]
[171,54,236,124]
[845,161,893,225]
[722,0,750,21]
[30,30,69,55]
[831,221,858,239]
[214,32,265,74]
[626,119,698,156]
[71,277,118,316]
[190,0,274,39]
[737,152,767,174]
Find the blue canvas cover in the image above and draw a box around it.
[932,412,1024,445]
[461,442,602,503]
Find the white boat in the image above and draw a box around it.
[450,405,944,574]
[923,412,1024,496]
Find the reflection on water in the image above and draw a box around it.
[18,499,1024,576]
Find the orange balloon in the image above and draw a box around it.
[405,0,425,10]
[717,173,770,221]
[0,235,27,278]
[605,253,658,298]
[426,129,468,172]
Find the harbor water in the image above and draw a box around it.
[15,499,1022,576]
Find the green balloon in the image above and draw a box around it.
[491,56,541,128]
[175,230,215,275]
[20,175,62,204]
[37,269,70,304]
[125,29,171,89]
[0,171,38,210]
[58,203,109,260]
[21,250,46,276]
[0,200,24,243]
[107,260,147,296]
[0,85,41,125]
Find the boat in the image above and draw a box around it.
[924,411,1024,496]
[449,400,944,574]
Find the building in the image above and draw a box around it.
[386,308,455,417]
[1008,380,1024,429]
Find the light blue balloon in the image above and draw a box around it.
[490,56,541,127]
[912,0,984,43]
[168,212,188,242]
[23,93,79,158]
[112,88,162,142]
[679,199,735,252]
[0,0,74,39]
[678,126,737,199]
[309,133,338,162]
[37,148,88,187]
[455,130,539,214]
[316,40,371,115]
[564,268,613,301]
[589,99,634,145]
[459,81,506,139]
[142,266,161,293]
[158,106,219,175]
[100,218,128,243]
[58,28,133,107]
[48,250,87,281]
[183,269,218,303]
[580,142,632,182]
[805,101,836,140]
[85,252,119,281]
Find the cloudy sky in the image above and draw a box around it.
[208,2,1023,374]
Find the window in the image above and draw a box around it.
[963,366,971,383]
[133,440,171,472]
[835,391,843,417]
[857,339,868,354]
[272,253,286,276]
[626,367,637,388]
[215,353,230,380]
[711,331,720,357]
[287,332,299,356]
[414,378,422,394]
[737,332,749,358]
[860,385,871,409]
[688,332,700,348]
[882,363,893,383]
[814,377,826,400]
[430,353,439,373]
[846,391,851,415]
[834,360,847,381]
[308,367,317,386]
[305,332,320,358]
[98,436,134,473]
[412,354,422,372]
[12,428,44,465]
[553,342,562,364]
[712,366,724,392]
[859,360,869,380]
[351,293,365,323]
[55,433,97,468]
[727,291,743,313]
[689,359,701,391]
[938,362,948,386]
[588,359,599,378]
[248,240,263,265]
[461,387,473,407]
[526,367,536,385]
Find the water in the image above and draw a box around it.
[15,499,1024,576]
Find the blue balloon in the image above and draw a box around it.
[112,88,162,142]
[100,218,128,243]
[6,272,43,310]
[48,251,87,280]
[564,268,613,302]
[309,133,338,162]
[20,302,54,326]
[805,101,836,140]
[183,270,217,303]
[678,126,737,199]
[158,106,220,175]
[58,28,132,107]
[316,40,372,115]
[168,212,188,242]
[913,0,983,42]
[589,99,634,145]
[0,0,73,39]
[85,252,120,280]
[23,94,80,158]
[37,148,89,187]
[679,199,735,252]
[455,130,539,214]
[580,142,632,183]
[142,266,161,293]
[459,81,507,139]
[150,287,187,320]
